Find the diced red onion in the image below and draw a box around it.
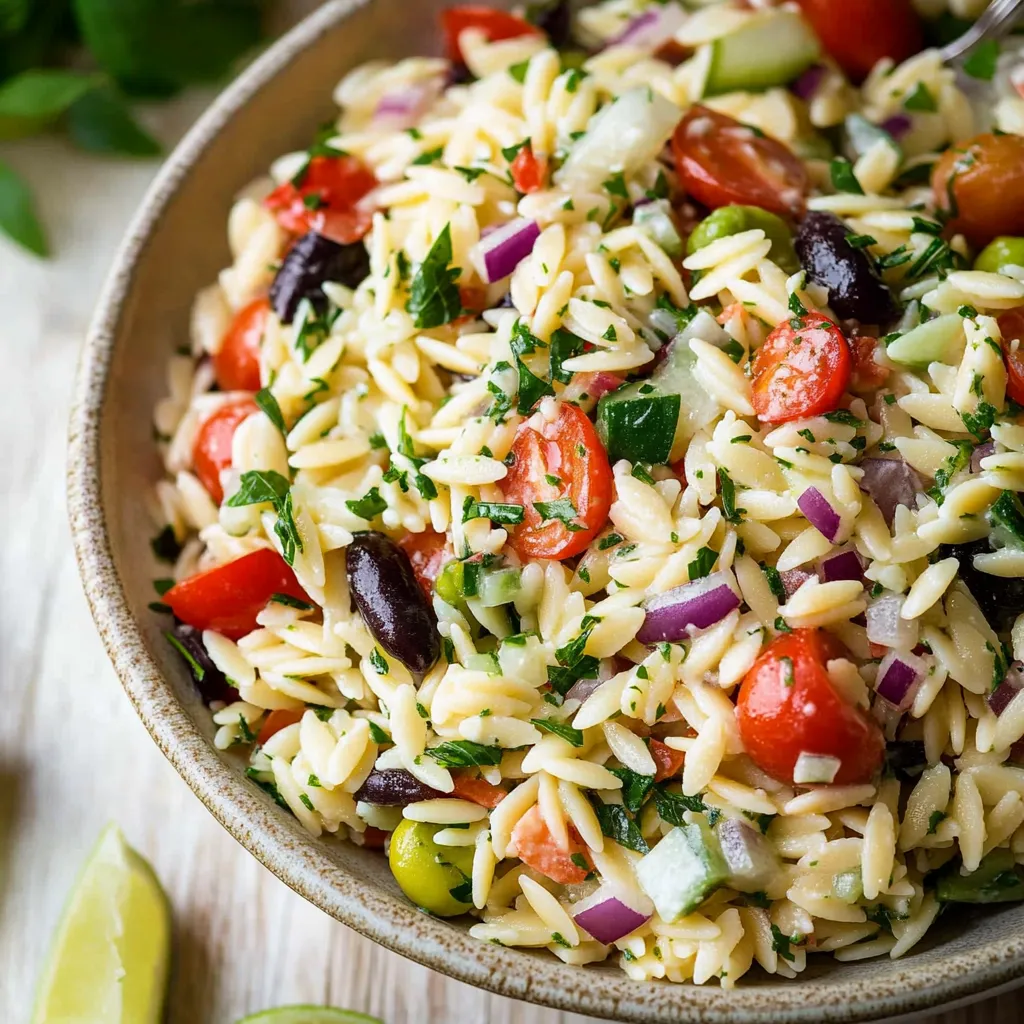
[793,752,842,784]
[572,884,653,944]
[561,371,624,404]
[474,218,540,283]
[638,571,741,644]
[608,3,687,51]
[797,487,842,543]
[858,458,922,528]
[865,593,919,650]
[373,79,443,131]
[791,64,826,101]
[717,818,780,891]
[989,664,1024,716]
[880,114,912,139]
[566,658,618,705]
[875,650,927,712]
[972,440,995,474]
[817,547,864,583]
[780,569,814,598]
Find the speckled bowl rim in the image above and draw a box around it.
[66,3,1024,1020]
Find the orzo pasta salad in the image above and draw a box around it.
[152,0,1024,987]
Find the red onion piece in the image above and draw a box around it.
[566,676,604,704]
[791,64,826,101]
[780,569,814,598]
[797,486,842,542]
[972,440,995,474]
[858,458,921,528]
[880,114,912,139]
[373,79,443,130]
[572,884,652,944]
[818,546,864,583]
[561,370,624,404]
[989,664,1024,716]
[717,818,780,891]
[638,571,741,644]
[865,593,919,650]
[608,4,687,50]
[475,218,540,283]
[875,650,927,712]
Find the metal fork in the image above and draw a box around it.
[941,0,1024,64]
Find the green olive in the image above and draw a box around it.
[434,560,464,606]
[974,236,1024,275]
[687,205,800,274]
[388,819,475,916]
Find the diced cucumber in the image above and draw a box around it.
[635,821,728,921]
[845,114,902,163]
[477,567,522,608]
[465,652,502,675]
[597,337,718,464]
[936,849,1024,903]
[885,314,966,368]
[716,818,780,892]
[704,11,820,96]
[832,868,864,904]
[634,199,683,258]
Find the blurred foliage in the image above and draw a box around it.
[0,0,266,255]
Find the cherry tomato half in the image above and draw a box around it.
[398,530,448,600]
[933,133,1024,249]
[503,402,613,561]
[736,629,885,786]
[849,334,889,391]
[997,307,1024,406]
[796,0,922,81]
[441,6,540,64]
[672,106,808,218]
[258,708,304,744]
[510,142,548,194]
[751,311,851,424]
[192,397,258,504]
[165,548,310,641]
[650,738,685,782]
[214,298,268,393]
[264,154,377,245]
[509,805,590,885]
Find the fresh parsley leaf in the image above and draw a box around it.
[448,877,473,903]
[927,810,946,835]
[718,467,745,524]
[165,631,205,681]
[762,562,786,602]
[510,319,555,414]
[608,767,655,814]
[427,740,503,767]
[830,157,863,195]
[961,400,998,439]
[368,721,391,745]
[824,409,863,427]
[406,224,462,329]
[927,439,973,505]
[771,924,797,962]
[549,327,584,384]
[653,786,708,826]
[903,82,937,112]
[963,39,999,81]
[270,592,314,610]
[990,490,1024,544]
[531,718,584,746]
[462,498,525,524]
[508,60,530,84]
[369,648,389,674]
[590,799,648,854]
[687,546,718,581]
[255,387,286,435]
[534,497,580,529]
[345,487,388,521]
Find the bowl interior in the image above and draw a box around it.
[68,1,1024,1020]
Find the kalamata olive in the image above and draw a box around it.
[168,622,237,704]
[940,539,1024,631]
[530,0,573,48]
[884,740,927,781]
[269,230,370,324]
[355,768,442,806]
[346,531,440,673]
[795,211,898,326]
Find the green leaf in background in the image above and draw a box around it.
[72,0,264,97]
[0,158,48,255]
[0,67,96,138]
[0,0,31,37]
[66,84,160,155]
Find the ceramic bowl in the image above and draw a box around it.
[67,2,1024,1019]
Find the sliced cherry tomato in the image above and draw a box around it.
[997,307,1024,406]
[649,738,685,782]
[361,826,389,849]
[672,106,808,218]
[751,311,851,424]
[258,708,304,744]
[509,805,589,885]
[796,0,922,81]
[510,142,548,194]
[214,298,268,393]
[933,133,1024,249]
[165,549,310,641]
[451,773,505,808]
[398,530,449,600]
[503,402,613,561]
[264,154,377,244]
[736,629,884,786]
[669,459,687,486]
[192,397,258,504]
[849,334,889,391]
[441,6,541,63]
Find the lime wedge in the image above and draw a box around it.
[236,1009,384,1024]
[32,824,171,1024]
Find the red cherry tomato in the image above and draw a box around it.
[503,402,613,561]
[672,105,808,218]
[997,307,1024,406]
[264,155,377,244]
[441,6,541,63]
[650,738,685,782]
[451,773,506,807]
[192,397,258,504]
[510,142,548,194]
[736,629,885,786]
[165,549,310,641]
[933,133,1024,249]
[258,708,304,744]
[796,0,922,81]
[398,530,448,600]
[849,334,889,391]
[509,805,590,885]
[751,311,851,424]
[214,298,268,393]
[361,826,390,849]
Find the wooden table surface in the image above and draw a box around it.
[0,20,1020,1024]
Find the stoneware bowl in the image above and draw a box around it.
[67,1,1024,1020]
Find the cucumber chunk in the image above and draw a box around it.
[704,11,820,96]
[885,314,966,368]
[845,114,902,163]
[832,868,864,904]
[636,820,728,921]
[936,849,1024,904]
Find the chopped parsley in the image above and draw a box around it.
[405,223,462,329]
